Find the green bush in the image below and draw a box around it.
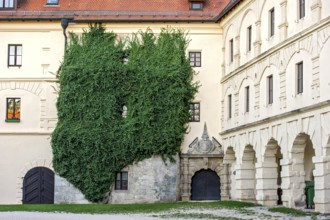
[51,24,198,202]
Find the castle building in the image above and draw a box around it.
[0,0,330,214]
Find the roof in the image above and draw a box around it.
[0,0,232,22]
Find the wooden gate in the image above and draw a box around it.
[23,167,54,204]
[191,169,220,200]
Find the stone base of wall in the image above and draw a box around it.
[109,155,179,204]
[54,175,89,204]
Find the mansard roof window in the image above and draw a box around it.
[46,0,58,5]
[189,0,204,10]
[0,0,14,9]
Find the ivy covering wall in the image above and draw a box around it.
[51,24,198,203]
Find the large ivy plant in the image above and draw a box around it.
[51,24,198,203]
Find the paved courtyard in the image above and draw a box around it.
[0,206,329,220]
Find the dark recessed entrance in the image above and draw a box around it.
[191,169,220,200]
[23,167,54,204]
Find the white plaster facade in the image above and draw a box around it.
[220,0,330,213]
[0,0,330,214]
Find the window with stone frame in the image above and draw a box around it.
[269,8,275,37]
[6,98,21,122]
[8,44,22,67]
[189,102,200,122]
[296,62,303,94]
[189,52,201,67]
[115,172,128,190]
[245,86,250,113]
[229,38,234,63]
[299,0,305,19]
[247,25,252,52]
[228,94,232,119]
[267,75,273,104]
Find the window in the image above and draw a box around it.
[115,172,128,190]
[8,44,22,67]
[189,102,200,122]
[269,8,275,37]
[267,75,273,104]
[190,2,203,10]
[6,98,21,122]
[297,62,303,94]
[46,0,58,5]
[228,94,232,119]
[245,86,250,113]
[229,39,234,63]
[247,26,252,52]
[0,0,14,9]
[299,0,305,19]
[189,52,201,67]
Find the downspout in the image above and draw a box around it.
[61,18,69,50]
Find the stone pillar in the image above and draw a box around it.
[235,163,256,202]
[279,0,288,41]
[181,157,190,201]
[234,35,240,68]
[254,83,260,118]
[313,140,330,214]
[311,56,320,101]
[255,161,278,206]
[221,163,230,200]
[280,159,291,207]
[279,71,286,110]
[254,20,262,56]
[311,0,322,24]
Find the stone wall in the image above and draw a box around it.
[54,175,89,204]
[109,156,179,204]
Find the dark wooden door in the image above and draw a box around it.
[191,169,220,200]
[23,167,54,204]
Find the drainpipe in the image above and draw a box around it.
[61,18,69,50]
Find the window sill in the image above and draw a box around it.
[5,119,20,123]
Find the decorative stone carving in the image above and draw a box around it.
[188,123,223,155]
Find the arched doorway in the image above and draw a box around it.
[191,169,220,200]
[23,167,54,204]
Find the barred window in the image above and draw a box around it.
[189,103,200,122]
[189,52,201,67]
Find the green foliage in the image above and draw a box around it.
[51,24,198,202]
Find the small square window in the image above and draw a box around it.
[115,172,128,190]
[46,0,58,5]
[8,44,22,67]
[190,2,203,10]
[189,52,201,67]
[6,98,21,122]
[189,102,200,122]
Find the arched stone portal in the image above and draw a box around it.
[191,169,220,200]
[180,123,225,201]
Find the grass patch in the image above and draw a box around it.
[0,201,257,214]
[269,207,319,217]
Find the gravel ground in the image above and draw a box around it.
[0,206,329,220]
